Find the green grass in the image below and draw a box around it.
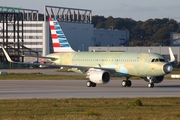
[0,73,120,80]
[0,73,86,80]
[0,73,177,80]
[0,98,180,120]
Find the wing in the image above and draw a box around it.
[1,47,116,74]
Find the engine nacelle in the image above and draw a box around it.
[143,76,164,83]
[89,70,110,84]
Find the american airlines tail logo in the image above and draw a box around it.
[49,17,74,53]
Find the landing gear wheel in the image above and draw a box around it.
[126,80,132,87]
[122,80,132,87]
[86,81,96,87]
[92,83,96,87]
[122,80,127,87]
[148,83,154,88]
[86,81,92,87]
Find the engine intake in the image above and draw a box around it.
[89,70,110,84]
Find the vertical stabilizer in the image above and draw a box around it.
[49,17,75,53]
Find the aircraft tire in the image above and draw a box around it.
[122,80,127,87]
[126,80,132,87]
[92,83,96,87]
[86,81,92,87]
[148,83,154,88]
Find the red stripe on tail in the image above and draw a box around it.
[51,34,58,39]
[49,18,52,21]
[53,43,60,47]
[50,26,55,30]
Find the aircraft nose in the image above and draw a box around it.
[163,64,173,74]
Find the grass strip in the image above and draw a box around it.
[0,98,179,119]
[0,73,177,80]
[0,73,86,80]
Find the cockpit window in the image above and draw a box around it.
[151,59,155,62]
[155,59,158,62]
[151,58,166,62]
[159,59,165,62]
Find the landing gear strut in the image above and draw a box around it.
[147,77,155,88]
[121,78,132,87]
[86,81,96,87]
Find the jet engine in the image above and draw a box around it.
[143,76,164,83]
[89,70,110,84]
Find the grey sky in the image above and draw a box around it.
[1,0,180,21]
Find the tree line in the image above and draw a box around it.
[92,16,180,46]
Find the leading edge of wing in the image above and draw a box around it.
[1,47,116,73]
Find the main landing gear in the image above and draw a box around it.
[86,81,96,87]
[121,78,132,87]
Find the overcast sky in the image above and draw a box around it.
[1,0,180,22]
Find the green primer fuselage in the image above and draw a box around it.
[46,52,168,77]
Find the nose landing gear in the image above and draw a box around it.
[147,77,155,88]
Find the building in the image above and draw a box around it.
[89,46,180,63]
[93,29,129,46]
[170,32,180,46]
[0,6,130,58]
[0,6,43,61]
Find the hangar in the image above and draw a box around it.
[0,6,129,63]
[89,46,180,64]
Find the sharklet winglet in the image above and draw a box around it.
[169,47,175,63]
[1,47,14,63]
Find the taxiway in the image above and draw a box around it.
[0,80,179,99]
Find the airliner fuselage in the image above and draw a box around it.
[47,51,172,78]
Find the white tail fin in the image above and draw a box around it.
[49,17,75,53]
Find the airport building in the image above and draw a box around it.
[170,32,180,46]
[89,46,180,64]
[93,29,129,46]
[0,6,129,60]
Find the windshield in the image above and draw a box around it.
[151,58,166,62]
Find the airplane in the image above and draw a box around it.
[1,17,175,88]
